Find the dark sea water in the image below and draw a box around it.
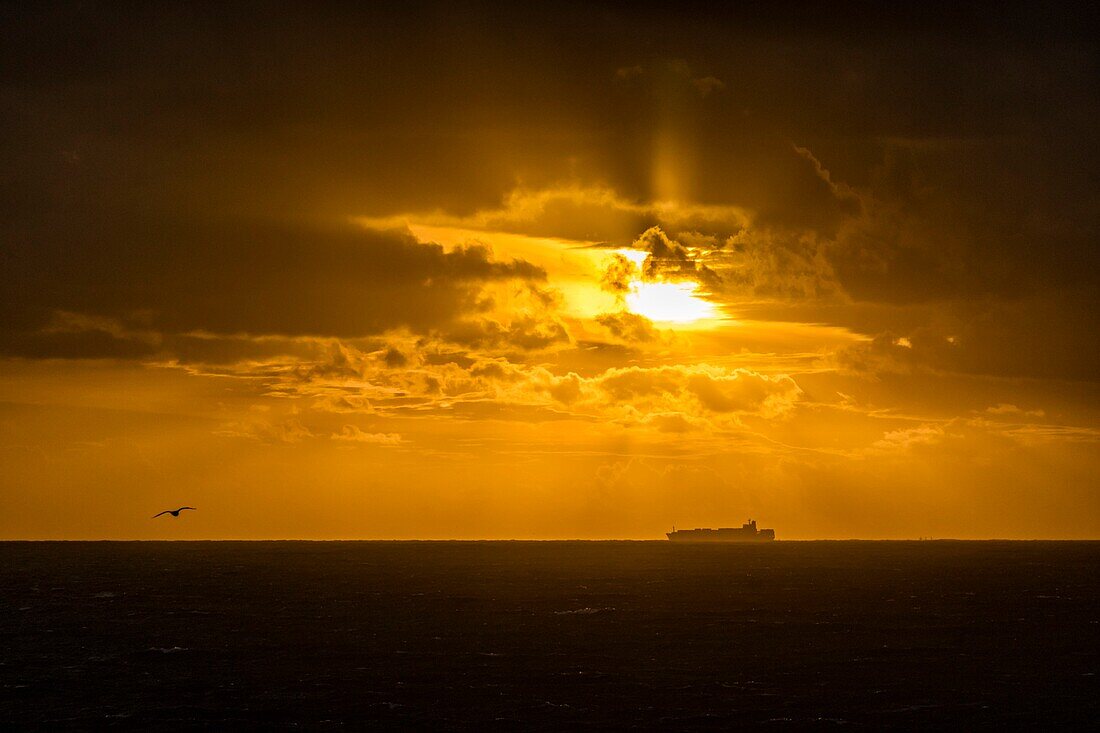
[1,541,1097,729]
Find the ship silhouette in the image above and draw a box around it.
[666,519,775,542]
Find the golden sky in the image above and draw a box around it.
[1,3,1098,538]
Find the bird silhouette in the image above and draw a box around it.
[152,507,197,518]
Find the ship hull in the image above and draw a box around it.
[666,529,775,542]
[666,535,773,542]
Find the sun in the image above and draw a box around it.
[625,280,718,323]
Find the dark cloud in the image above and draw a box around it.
[834,295,1100,381]
[600,253,637,295]
[0,219,544,357]
[596,311,659,343]
[717,227,844,301]
[0,327,160,361]
[1,1,1096,381]
[630,227,721,288]
[441,314,570,351]
[382,347,408,368]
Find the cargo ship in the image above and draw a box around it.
[666,519,775,542]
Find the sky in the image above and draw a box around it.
[1,2,1098,539]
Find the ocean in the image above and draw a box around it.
[2,541,1097,729]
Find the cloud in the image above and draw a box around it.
[832,331,957,378]
[830,295,1100,381]
[547,372,584,405]
[595,365,802,419]
[382,347,408,368]
[595,224,845,305]
[331,425,403,445]
[630,227,719,287]
[691,76,725,97]
[683,371,802,417]
[718,227,847,301]
[600,253,637,295]
[215,414,313,444]
[642,412,703,433]
[359,186,752,247]
[986,404,1045,418]
[601,227,731,307]
[595,311,659,343]
[870,423,946,453]
[994,423,1100,447]
[184,336,803,433]
[791,145,861,217]
[613,61,725,98]
[1,222,546,359]
[468,359,527,383]
[442,315,570,351]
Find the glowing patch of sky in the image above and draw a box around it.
[625,281,718,323]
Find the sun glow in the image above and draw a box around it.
[625,281,718,323]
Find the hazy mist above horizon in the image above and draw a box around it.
[1,2,1098,539]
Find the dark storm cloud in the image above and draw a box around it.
[0,217,544,357]
[1,328,160,361]
[1,2,1097,378]
[8,1,1089,222]
[834,295,1100,383]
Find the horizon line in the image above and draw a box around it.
[2,537,1098,543]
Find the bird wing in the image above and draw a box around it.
[179,507,197,511]
[152,511,170,518]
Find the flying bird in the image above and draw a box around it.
[152,507,197,518]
